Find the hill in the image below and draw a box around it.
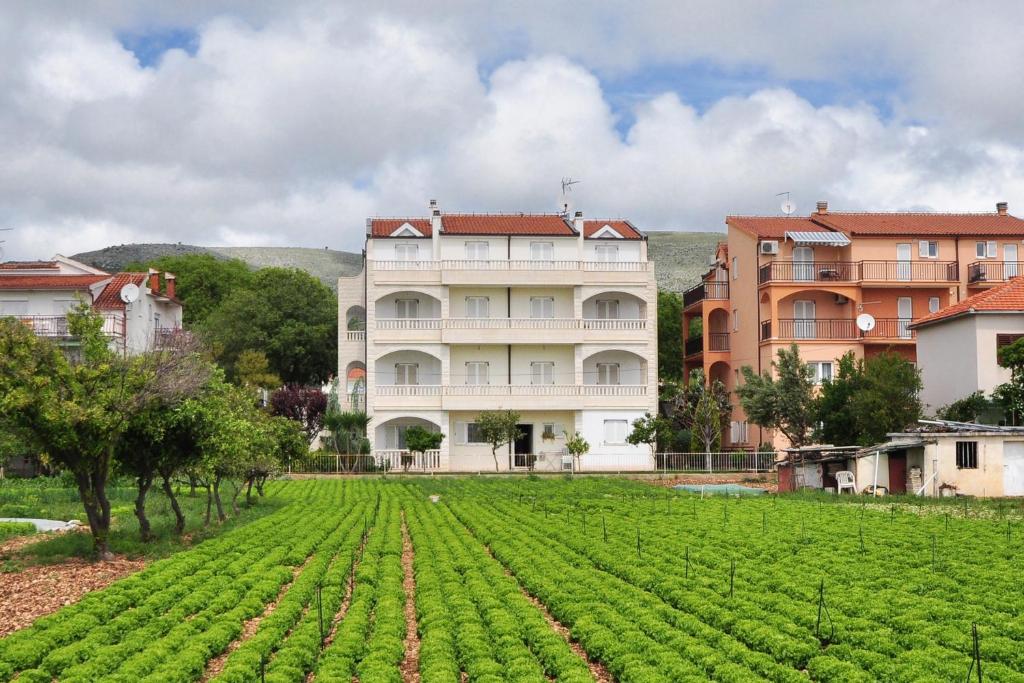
[72,231,721,293]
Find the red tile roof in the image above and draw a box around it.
[0,275,109,289]
[0,261,59,270]
[94,273,147,310]
[815,212,1024,236]
[441,214,574,236]
[583,220,643,239]
[726,216,827,238]
[369,219,433,238]
[911,277,1024,328]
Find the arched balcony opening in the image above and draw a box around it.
[373,350,442,388]
[707,309,730,352]
[582,291,647,330]
[374,291,441,330]
[373,416,443,471]
[582,350,647,387]
[344,361,366,411]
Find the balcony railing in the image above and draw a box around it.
[374,318,647,331]
[346,330,366,341]
[708,332,730,351]
[376,384,647,397]
[758,260,959,284]
[968,261,1024,283]
[375,449,442,472]
[763,318,916,341]
[683,281,729,307]
[685,335,703,357]
[372,259,651,272]
[5,314,125,339]
[153,327,188,348]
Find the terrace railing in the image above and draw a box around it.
[372,259,651,271]
[763,317,916,341]
[708,332,730,351]
[758,260,959,284]
[7,314,125,339]
[683,281,729,307]
[860,260,959,282]
[758,261,858,284]
[968,261,1024,283]
[658,451,776,473]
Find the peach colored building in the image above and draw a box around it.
[683,201,1024,449]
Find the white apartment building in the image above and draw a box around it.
[0,255,183,355]
[338,202,658,472]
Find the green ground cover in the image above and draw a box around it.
[2,477,1023,682]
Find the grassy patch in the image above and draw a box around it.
[0,522,36,542]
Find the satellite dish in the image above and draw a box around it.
[856,313,876,332]
[119,283,140,304]
[781,200,796,215]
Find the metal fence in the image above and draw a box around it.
[657,451,776,473]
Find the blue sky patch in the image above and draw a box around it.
[118,27,199,68]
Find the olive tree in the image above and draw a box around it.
[477,410,523,472]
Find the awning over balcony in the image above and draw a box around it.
[784,231,851,247]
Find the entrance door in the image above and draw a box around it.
[793,300,816,339]
[793,246,814,282]
[1006,244,1019,279]
[888,451,907,493]
[897,297,913,338]
[896,243,912,281]
[513,424,534,468]
[1004,442,1024,496]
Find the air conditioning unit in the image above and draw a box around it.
[835,294,849,305]
[760,240,779,255]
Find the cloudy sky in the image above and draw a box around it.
[2,1,1024,259]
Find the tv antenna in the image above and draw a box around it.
[776,191,796,215]
[561,177,580,195]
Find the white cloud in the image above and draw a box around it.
[1,2,1023,263]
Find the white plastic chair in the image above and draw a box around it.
[835,471,857,495]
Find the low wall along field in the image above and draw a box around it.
[2,478,1023,681]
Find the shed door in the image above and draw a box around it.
[888,452,907,493]
[1004,442,1024,496]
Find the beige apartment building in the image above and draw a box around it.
[683,201,1024,449]
[338,202,658,472]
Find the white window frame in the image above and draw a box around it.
[154,312,161,329]
[394,363,418,385]
[808,361,833,384]
[596,299,620,320]
[465,361,489,385]
[395,298,419,319]
[530,241,554,261]
[928,297,940,314]
[977,241,998,259]
[918,240,938,259]
[595,244,619,262]
[465,296,489,319]
[597,362,620,385]
[531,361,554,385]
[731,256,738,280]
[395,242,419,261]
[465,241,489,260]
[603,419,628,445]
[733,308,739,332]
[530,296,554,319]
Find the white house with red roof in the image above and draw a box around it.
[910,276,1024,413]
[338,200,658,472]
[0,255,182,355]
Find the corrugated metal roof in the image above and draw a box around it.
[785,231,851,246]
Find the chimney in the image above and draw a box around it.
[816,201,828,215]
[574,210,584,255]
[147,268,159,293]
[164,272,176,299]
[997,201,1008,216]
[430,204,442,259]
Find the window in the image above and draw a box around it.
[466,296,489,318]
[733,309,739,331]
[395,243,419,261]
[596,299,620,319]
[52,299,76,314]
[997,333,1024,352]
[731,256,738,280]
[918,240,938,258]
[531,361,554,385]
[465,361,489,385]
[0,301,27,317]
[597,363,620,385]
[729,421,748,444]
[595,244,619,262]
[928,297,940,314]
[466,423,487,444]
[976,241,998,258]
[395,298,419,318]
[531,241,553,260]
[530,296,554,319]
[603,419,628,444]
[465,241,489,260]
[956,441,978,469]
[386,425,409,449]
[808,361,833,384]
[154,312,161,330]
[394,363,418,385]
[542,423,559,440]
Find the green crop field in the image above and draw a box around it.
[3,478,1023,682]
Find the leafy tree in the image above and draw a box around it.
[737,344,816,448]
[936,391,992,422]
[235,349,281,389]
[657,289,683,382]
[563,431,590,472]
[848,352,922,445]
[269,384,327,445]
[403,426,444,472]
[995,338,1024,425]
[627,413,671,466]
[123,253,254,327]
[815,352,860,446]
[323,410,371,470]
[203,267,337,384]
[678,369,730,454]
[477,410,523,472]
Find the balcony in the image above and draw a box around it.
[761,318,916,342]
[968,261,1024,284]
[373,317,648,344]
[6,314,125,340]
[373,383,649,410]
[683,281,729,308]
[153,327,189,349]
[684,335,703,357]
[371,259,652,286]
[708,332,730,352]
[346,330,366,341]
[757,260,959,285]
